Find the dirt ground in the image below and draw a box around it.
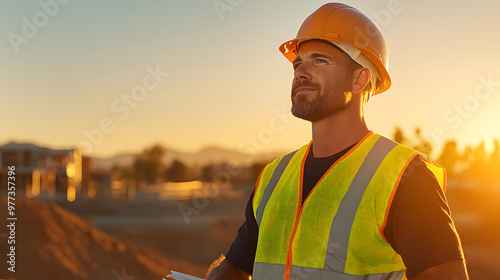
[0,198,206,280]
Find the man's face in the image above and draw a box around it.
[291,41,353,122]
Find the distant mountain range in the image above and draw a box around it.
[91,146,287,171]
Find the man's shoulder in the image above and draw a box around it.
[401,155,445,185]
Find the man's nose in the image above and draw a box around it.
[294,62,313,81]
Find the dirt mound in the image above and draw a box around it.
[0,198,205,280]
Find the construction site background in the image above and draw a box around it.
[1,127,499,279]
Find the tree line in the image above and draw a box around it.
[394,126,500,188]
[112,128,500,189]
[111,144,265,186]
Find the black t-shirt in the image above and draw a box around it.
[225,143,464,278]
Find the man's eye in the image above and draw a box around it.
[315,59,327,64]
[293,63,302,70]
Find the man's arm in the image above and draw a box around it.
[409,260,469,280]
[384,157,468,278]
[206,256,251,280]
[214,190,258,278]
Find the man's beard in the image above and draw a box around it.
[291,78,352,122]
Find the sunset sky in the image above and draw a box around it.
[2,0,500,158]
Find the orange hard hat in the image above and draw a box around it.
[279,3,391,95]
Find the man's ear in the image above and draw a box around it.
[351,68,371,94]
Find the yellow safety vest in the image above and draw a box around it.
[252,132,446,280]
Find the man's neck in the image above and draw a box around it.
[310,111,369,158]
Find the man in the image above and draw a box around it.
[207,3,468,280]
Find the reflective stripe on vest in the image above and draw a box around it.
[256,150,297,227]
[252,132,445,279]
[325,136,397,272]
